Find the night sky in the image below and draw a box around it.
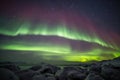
[0,0,120,64]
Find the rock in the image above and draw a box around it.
[0,62,20,72]
[39,66,55,74]
[55,68,68,80]
[32,75,46,80]
[17,69,36,80]
[88,63,102,73]
[0,68,19,80]
[101,65,120,80]
[30,63,60,74]
[102,57,120,70]
[0,57,120,80]
[85,73,104,80]
[45,77,56,80]
[56,66,87,80]
[67,70,86,80]
[33,73,56,80]
[30,65,42,71]
[55,69,64,80]
[44,73,54,77]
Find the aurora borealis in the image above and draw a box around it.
[0,0,120,64]
[0,22,112,48]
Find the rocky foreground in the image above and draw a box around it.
[0,57,120,80]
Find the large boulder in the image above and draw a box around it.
[88,63,102,73]
[0,68,19,80]
[67,70,86,80]
[85,73,104,80]
[32,73,56,80]
[30,65,42,71]
[101,64,120,80]
[45,77,56,80]
[0,62,20,72]
[55,66,87,80]
[32,74,46,80]
[102,57,120,70]
[30,63,60,74]
[17,69,36,80]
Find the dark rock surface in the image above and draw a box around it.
[0,57,120,80]
[0,68,19,80]
[0,62,20,73]
[85,73,104,80]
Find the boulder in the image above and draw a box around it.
[88,63,102,73]
[101,65,120,80]
[0,68,19,80]
[0,62,20,72]
[55,66,87,80]
[45,77,56,80]
[85,73,104,80]
[67,70,86,80]
[17,69,36,80]
[30,63,60,74]
[32,75,46,80]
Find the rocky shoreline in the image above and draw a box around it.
[0,57,120,80]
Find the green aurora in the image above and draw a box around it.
[0,21,120,62]
[0,21,115,48]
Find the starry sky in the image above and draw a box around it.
[0,0,120,64]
